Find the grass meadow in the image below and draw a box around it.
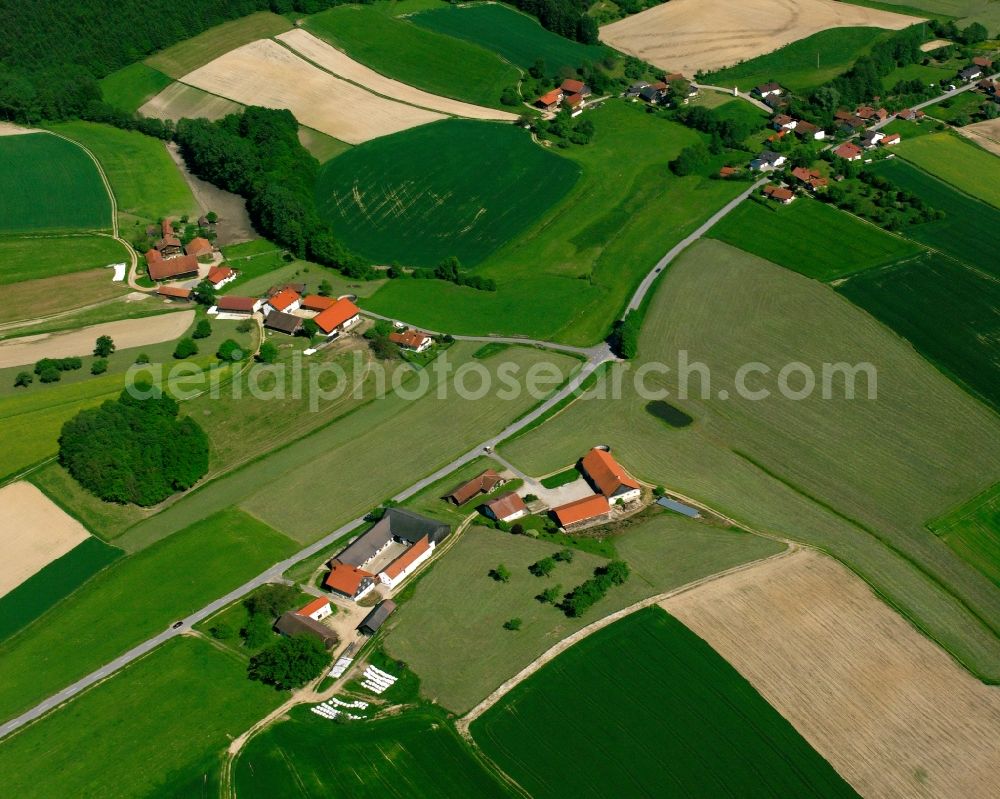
[236,706,510,798]
[705,27,890,92]
[895,132,1000,209]
[0,509,296,725]
[0,134,110,233]
[144,11,292,77]
[316,120,580,267]
[0,235,126,285]
[708,197,924,280]
[303,4,520,108]
[837,252,1000,412]
[49,121,197,222]
[869,156,1000,272]
[385,518,783,713]
[932,483,1000,589]
[113,342,579,551]
[472,607,858,798]
[411,3,606,70]
[365,102,747,345]
[98,62,172,112]
[0,637,285,798]
[0,536,121,643]
[499,238,1000,680]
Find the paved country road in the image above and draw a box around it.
[0,171,761,740]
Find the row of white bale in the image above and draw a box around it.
[361,665,397,695]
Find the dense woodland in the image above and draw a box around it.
[58,387,209,506]
[0,0,344,122]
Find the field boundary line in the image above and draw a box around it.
[456,543,798,734]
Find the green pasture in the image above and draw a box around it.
[499,238,1000,680]
[144,11,292,77]
[0,637,285,798]
[0,509,296,725]
[472,607,858,798]
[0,537,121,643]
[896,131,1000,209]
[113,343,579,551]
[411,3,606,70]
[709,197,924,280]
[99,62,172,112]
[931,483,1000,588]
[868,156,1000,271]
[49,121,197,222]
[236,706,510,798]
[0,235,126,285]
[365,102,746,345]
[385,518,783,713]
[317,119,580,267]
[705,27,891,92]
[0,134,110,233]
[303,5,519,108]
[838,252,1000,412]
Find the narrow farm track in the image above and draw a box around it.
[0,167,761,741]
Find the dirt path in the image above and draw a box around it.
[0,310,194,368]
[456,543,797,734]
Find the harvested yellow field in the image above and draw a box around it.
[958,117,1000,158]
[180,39,444,144]
[662,549,1000,799]
[600,0,923,75]
[276,29,518,122]
[139,82,243,122]
[0,310,194,369]
[0,482,89,597]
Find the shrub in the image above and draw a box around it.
[14,371,33,388]
[91,358,108,375]
[248,635,330,690]
[192,319,212,339]
[173,337,198,359]
[93,335,115,357]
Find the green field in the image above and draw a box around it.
[932,483,1000,588]
[144,11,292,77]
[867,156,1000,272]
[411,3,606,70]
[895,132,1000,209]
[499,238,1000,680]
[303,4,520,108]
[708,197,924,280]
[0,536,121,643]
[0,509,295,724]
[472,607,858,798]
[317,120,580,267]
[0,637,285,797]
[0,235,125,285]
[705,27,890,92]
[48,121,197,222]
[0,134,110,233]
[838,252,1000,411]
[365,102,747,345]
[236,706,510,798]
[385,517,783,713]
[99,62,172,112]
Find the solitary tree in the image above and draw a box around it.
[94,335,115,358]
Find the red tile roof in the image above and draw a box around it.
[313,298,360,334]
[553,494,610,527]
[156,285,192,299]
[296,597,330,617]
[447,469,504,505]
[324,562,375,596]
[148,254,199,281]
[484,492,527,521]
[381,535,431,581]
[206,265,234,286]
[388,329,431,350]
[185,236,212,257]
[216,295,257,313]
[267,288,300,312]
[581,448,639,497]
[300,294,336,312]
